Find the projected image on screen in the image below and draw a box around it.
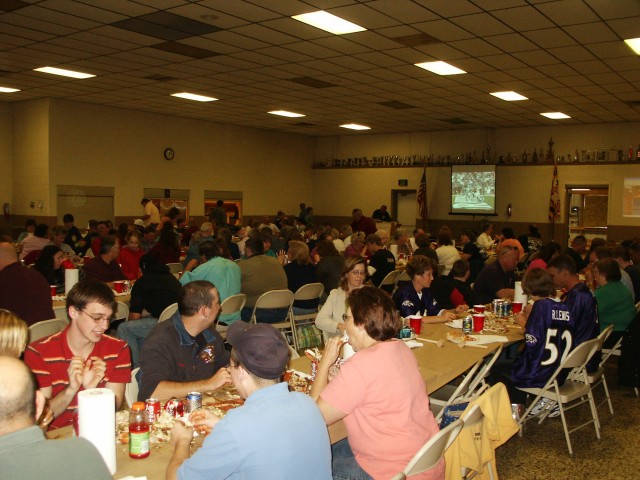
[451,165,496,214]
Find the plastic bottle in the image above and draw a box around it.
[129,401,150,459]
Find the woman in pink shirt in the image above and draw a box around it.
[311,287,443,480]
[527,241,561,272]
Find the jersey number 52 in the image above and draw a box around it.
[540,328,572,366]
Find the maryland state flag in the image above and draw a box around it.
[417,166,427,226]
[549,159,560,222]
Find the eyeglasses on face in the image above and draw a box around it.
[78,309,112,325]
[349,270,366,276]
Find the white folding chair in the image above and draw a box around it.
[125,367,140,407]
[113,301,129,321]
[517,338,600,457]
[218,294,247,338]
[430,360,483,422]
[378,269,401,292]
[250,290,295,348]
[29,319,67,342]
[291,283,324,349]
[390,419,464,480]
[463,345,504,401]
[166,262,183,276]
[158,303,179,323]
[587,325,615,419]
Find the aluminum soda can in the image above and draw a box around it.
[185,392,202,414]
[462,315,472,334]
[492,299,502,315]
[145,398,160,423]
[164,398,184,417]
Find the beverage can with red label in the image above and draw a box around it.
[164,398,184,417]
[145,398,160,423]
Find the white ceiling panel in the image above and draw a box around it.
[0,0,638,136]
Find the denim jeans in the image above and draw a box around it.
[240,306,289,324]
[331,438,373,480]
[116,317,158,368]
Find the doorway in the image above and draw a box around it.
[392,190,417,231]
[566,185,609,247]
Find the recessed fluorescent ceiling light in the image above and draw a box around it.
[34,67,95,79]
[414,61,466,75]
[624,38,640,55]
[0,87,20,93]
[340,123,370,130]
[490,91,528,101]
[171,92,218,102]
[292,11,365,35]
[268,110,305,118]
[540,112,570,119]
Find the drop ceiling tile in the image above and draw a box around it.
[563,22,619,44]
[606,17,640,39]
[584,0,640,20]
[70,0,156,17]
[231,50,284,67]
[450,12,514,37]
[506,67,550,80]
[584,41,636,59]
[413,0,482,17]
[353,51,404,68]
[197,0,281,22]
[413,19,475,42]
[283,41,340,59]
[483,33,538,53]
[547,45,596,62]
[230,23,299,46]
[167,4,248,29]
[449,38,502,57]
[537,63,577,77]
[17,4,101,30]
[347,31,407,51]
[534,0,600,26]
[492,6,555,32]
[602,57,640,72]
[479,54,528,70]
[524,28,577,49]
[605,82,639,94]
[177,36,240,55]
[205,30,271,50]
[254,45,313,63]
[90,25,162,46]
[414,43,470,61]
[328,4,401,30]
[367,0,438,23]
[306,37,367,57]
[512,49,561,66]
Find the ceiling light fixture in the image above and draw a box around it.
[490,91,528,101]
[0,86,20,93]
[624,38,640,55]
[540,112,570,119]
[414,61,466,75]
[292,11,366,35]
[34,67,95,79]
[340,123,370,130]
[171,92,218,102]
[268,110,305,118]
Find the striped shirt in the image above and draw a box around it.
[24,326,131,429]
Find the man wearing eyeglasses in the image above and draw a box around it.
[24,280,131,430]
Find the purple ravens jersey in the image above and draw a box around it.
[512,297,573,389]
[563,282,600,371]
[392,284,441,318]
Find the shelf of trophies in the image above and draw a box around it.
[312,138,640,170]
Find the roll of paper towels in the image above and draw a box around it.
[65,269,79,295]
[514,281,527,304]
[78,388,116,474]
[389,244,398,259]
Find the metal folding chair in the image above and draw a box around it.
[517,338,600,457]
[390,419,464,480]
[158,302,179,323]
[250,290,295,348]
[29,319,67,342]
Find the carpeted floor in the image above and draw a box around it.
[496,362,640,480]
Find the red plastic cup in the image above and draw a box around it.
[473,305,485,314]
[408,315,422,335]
[113,281,125,293]
[472,313,485,332]
[511,302,523,314]
[50,285,57,297]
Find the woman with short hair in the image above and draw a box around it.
[311,286,443,479]
[284,241,318,315]
[593,257,636,348]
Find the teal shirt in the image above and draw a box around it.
[180,256,242,324]
[594,280,636,332]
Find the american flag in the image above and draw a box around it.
[549,159,560,222]
[417,166,427,224]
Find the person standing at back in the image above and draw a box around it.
[209,200,227,230]
[141,198,160,228]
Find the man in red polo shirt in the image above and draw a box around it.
[24,280,131,430]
